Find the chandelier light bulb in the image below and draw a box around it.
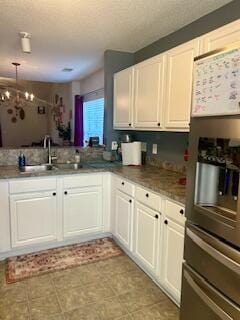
[1,95,5,101]
[30,93,34,101]
[5,90,10,99]
[25,92,29,100]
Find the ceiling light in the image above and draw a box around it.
[19,32,31,53]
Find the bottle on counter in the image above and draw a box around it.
[75,149,81,163]
[18,152,26,168]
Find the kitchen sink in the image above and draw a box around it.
[54,163,83,170]
[19,164,55,173]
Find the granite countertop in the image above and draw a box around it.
[0,162,186,205]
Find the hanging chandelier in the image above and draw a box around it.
[0,62,34,105]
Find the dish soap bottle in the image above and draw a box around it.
[18,151,26,168]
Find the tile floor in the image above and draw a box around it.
[0,255,179,320]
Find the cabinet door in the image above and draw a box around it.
[134,55,165,129]
[10,191,57,248]
[113,67,134,129]
[201,20,240,54]
[115,190,133,251]
[160,218,184,303]
[134,202,160,273]
[164,39,199,130]
[63,186,102,238]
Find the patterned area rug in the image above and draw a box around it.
[6,237,123,283]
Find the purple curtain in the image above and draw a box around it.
[74,95,84,146]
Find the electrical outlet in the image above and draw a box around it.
[111,141,118,151]
[152,144,157,154]
[141,142,147,152]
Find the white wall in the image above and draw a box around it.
[80,69,104,95]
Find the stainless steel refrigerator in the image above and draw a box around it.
[180,46,240,319]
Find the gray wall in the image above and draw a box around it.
[135,0,240,63]
[104,1,240,163]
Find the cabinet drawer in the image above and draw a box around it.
[9,178,57,194]
[115,176,135,196]
[136,186,161,212]
[63,174,102,189]
[165,199,185,226]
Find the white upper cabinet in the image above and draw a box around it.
[201,19,240,54]
[164,39,200,130]
[134,55,165,129]
[113,67,134,129]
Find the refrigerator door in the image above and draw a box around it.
[186,116,240,247]
[180,264,240,320]
[185,223,240,306]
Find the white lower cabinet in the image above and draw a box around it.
[115,190,133,251]
[63,186,103,238]
[160,217,185,302]
[134,202,160,274]
[10,191,57,248]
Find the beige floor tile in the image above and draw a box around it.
[0,285,27,305]
[131,300,179,320]
[53,269,82,290]
[58,281,115,312]
[106,269,150,295]
[94,296,128,320]
[29,295,61,320]
[72,263,104,285]
[27,274,55,299]
[57,286,93,312]
[97,256,137,276]
[64,304,99,320]
[0,301,29,320]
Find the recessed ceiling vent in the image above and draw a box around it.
[62,68,73,72]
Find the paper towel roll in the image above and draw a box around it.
[121,142,142,166]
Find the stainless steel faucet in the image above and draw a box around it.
[43,135,57,164]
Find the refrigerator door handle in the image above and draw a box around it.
[187,228,240,275]
[184,270,233,320]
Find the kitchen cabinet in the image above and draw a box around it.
[134,54,165,129]
[134,202,160,273]
[115,189,134,251]
[113,67,134,129]
[10,191,58,248]
[0,182,11,253]
[201,19,240,54]
[164,39,199,130]
[63,186,103,238]
[160,217,185,303]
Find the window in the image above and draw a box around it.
[83,97,104,146]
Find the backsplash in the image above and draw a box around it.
[146,155,186,174]
[0,147,104,166]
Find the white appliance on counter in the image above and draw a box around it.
[121,141,142,166]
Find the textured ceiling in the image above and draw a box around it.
[0,0,231,82]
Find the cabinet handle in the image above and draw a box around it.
[180,209,184,215]
[157,123,160,127]
[155,214,159,219]
[52,192,56,196]
[129,123,131,127]
[64,191,68,195]
[146,193,149,198]
[129,199,132,203]
[164,219,168,225]
[121,182,125,186]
